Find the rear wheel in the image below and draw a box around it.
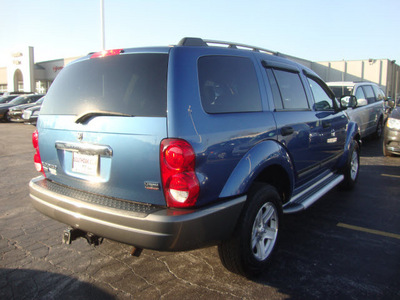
[374,118,383,139]
[340,141,360,190]
[218,183,282,277]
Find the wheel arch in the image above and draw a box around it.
[219,140,295,204]
[337,120,361,169]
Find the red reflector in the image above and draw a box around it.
[32,129,45,176]
[91,49,123,58]
[32,129,39,149]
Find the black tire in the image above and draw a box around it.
[3,111,10,122]
[218,183,282,277]
[340,141,360,190]
[374,118,383,139]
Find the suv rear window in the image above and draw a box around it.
[198,56,262,114]
[41,53,168,117]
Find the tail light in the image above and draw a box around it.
[32,129,45,176]
[160,139,199,208]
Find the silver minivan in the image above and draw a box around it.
[328,81,385,138]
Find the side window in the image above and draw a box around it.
[198,56,262,114]
[355,87,366,100]
[265,69,283,110]
[372,85,385,101]
[362,85,376,104]
[307,77,334,111]
[272,69,309,110]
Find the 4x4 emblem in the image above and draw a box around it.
[77,132,83,141]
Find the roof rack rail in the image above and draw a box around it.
[178,37,280,56]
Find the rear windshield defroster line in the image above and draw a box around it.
[41,53,168,117]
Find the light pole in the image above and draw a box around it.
[101,0,105,50]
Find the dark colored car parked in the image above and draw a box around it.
[9,96,45,123]
[29,38,360,277]
[22,100,43,125]
[0,94,44,122]
[0,94,19,104]
[383,98,400,156]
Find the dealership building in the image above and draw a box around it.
[0,46,79,94]
[0,46,399,100]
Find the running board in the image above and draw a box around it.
[283,173,344,214]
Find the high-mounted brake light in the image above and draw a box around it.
[90,49,124,58]
[32,129,45,176]
[160,139,200,208]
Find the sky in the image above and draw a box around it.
[0,0,399,66]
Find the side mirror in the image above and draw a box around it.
[388,100,395,108]
[357,98,368,107]
[340,95,357,109]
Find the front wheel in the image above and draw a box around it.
[218,183,282,277]
[374,119,383,139]
[340,141,360,190]
[3,111,10,122]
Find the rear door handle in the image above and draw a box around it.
[281,126,294,136]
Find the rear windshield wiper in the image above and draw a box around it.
[75,111,133,124]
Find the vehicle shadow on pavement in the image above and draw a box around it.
[0,268,115,299]
[251,161,400,299]
[360,136,384,157]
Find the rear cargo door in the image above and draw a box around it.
[38,52,169,206]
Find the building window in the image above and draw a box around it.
[35,80,52,93]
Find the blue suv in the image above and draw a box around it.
[29,38,360,277]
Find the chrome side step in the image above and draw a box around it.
[283,173,344,214]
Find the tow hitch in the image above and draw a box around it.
[62,227,104,246]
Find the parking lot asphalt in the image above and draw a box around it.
[0,123,399,299]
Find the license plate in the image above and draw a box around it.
[72,152,99,176]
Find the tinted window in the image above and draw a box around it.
[41,54,168,117]
[266,69,283,110]
[355,87,365,100]
[198,56,262,113]
[372,85,385,101]
[307,77,334,110]
[330,86,353,98]
[362,85,376,104]
[273,70,309,110]
[8,96,32,105]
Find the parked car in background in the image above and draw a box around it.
[29,37,361,277]
[0,94,44,122]
[0,95,19,104]
[327,81,385,139]
[9,96,45,122]
[383,97,400,156]
[22,98,44,125]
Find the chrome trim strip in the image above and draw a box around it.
[55,142,113,157]
[283,174,344,214]
[290,172,335,203]
[300,174,343,209]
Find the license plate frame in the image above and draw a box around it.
[72,152,99,176]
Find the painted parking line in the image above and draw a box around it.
[381,173,400,179]
[337,223,400,240]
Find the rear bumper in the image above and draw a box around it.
[29,177,246,251]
